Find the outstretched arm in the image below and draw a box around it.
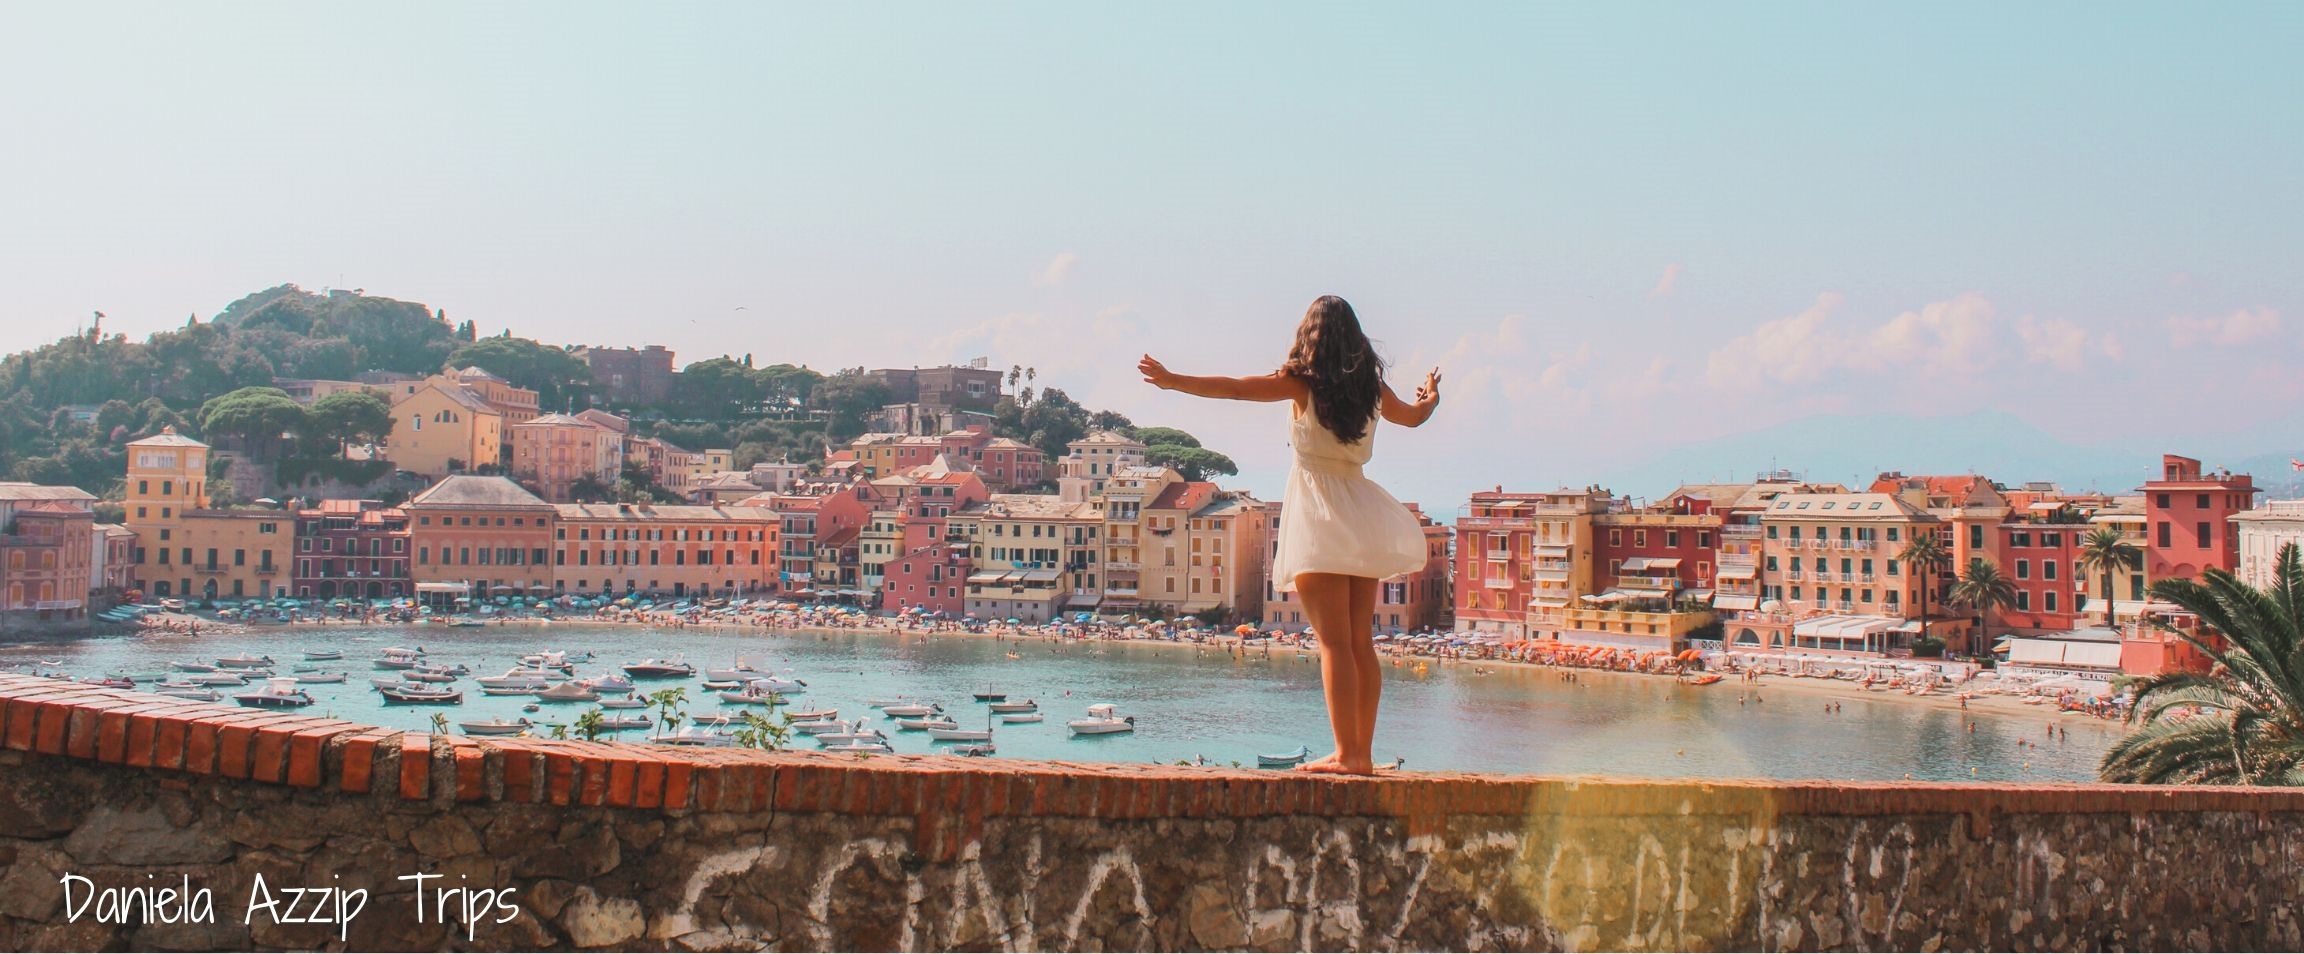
[1380,367,1442,427]
[1139,355,1306,403]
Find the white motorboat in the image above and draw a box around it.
[622,657,695,679]
[378,685,462,705]
[702,664,764,683]
[302,649,343,661]
[690,712,743,726]
[951,743,996,757]
[1066,704,1135,735]
[480,685,539,696]
[823,741,894,754]
[653,726,738,747]
[816,726,887,745]
[595,714,652,730]
[896,716,959,732]
[597,695,648,710]
[215,654,274,669]
[155,688,223,702]
[699,679,743,692]
[459,718,532,737]
[928,726,993,742]
[986,699,1038,713]
[537,682,600,703]
[743,676,806,694]
[171,661,220,673]
[294,671,346,684]
[998,712,1045,724]
[716,687,785,707]
[191,672,249,686]
[971,685,1006,702]
[582,674,636,693]
[881,703,941,718]
[865,697,916,709]
[372,648,426,670]
[475,670,551,690]
[234,678,313,708]
[792,717,849,735]
[403,669,459,684]
[783,707,837,721]
[519,651,577,672]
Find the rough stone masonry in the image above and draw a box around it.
[1,673,2301,952]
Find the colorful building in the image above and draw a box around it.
[2234,500,2304,590]
[551,503,778,597]
[1751,491,1942,655]
[124,428,292,602]
[576,344,675,407]
[510,412,626,502]
[404,475,557,603]
[1176,492,1272,622]
[1452,488,1610,639]
[0,483,98,627]
[1092,464,1179,615]
[2142,453,2255,582]
[383,380,505,477]
[291,500,412,601]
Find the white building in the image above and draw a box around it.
[2234,500,2304,589]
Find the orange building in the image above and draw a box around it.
[404,475,557,602]
[551,503,779,598]
[124,428,293,602]
[1452,488,1610,639]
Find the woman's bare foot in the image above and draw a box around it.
[1295,753,1343,772]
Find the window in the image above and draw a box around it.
[2015,559,2029,579]
[1888,528,1900,542]
[1969,525,1983,549]
[2197,493,2210,509]
[1767,525,1778,539]
[2157,522,2171,548]
[2017,591,2031,611]
[2045,591,2059,613]
[2043,561,2057,581]
[2197,522,2212,548]
[1609,529,1622,546]
[2156,493,2170,509]
[1634,530,1647,548]
[2010,531,2030,547]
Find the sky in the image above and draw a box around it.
[1,2,2298,510]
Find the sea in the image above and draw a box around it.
[0,623,2118,783]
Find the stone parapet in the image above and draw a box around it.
[0,673,2297,950]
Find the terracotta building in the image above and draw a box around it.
[0,483,99,627]
[1452,488,1611,639]
[551,503,778,598]
[404,475,557,603]
[1264,501,1451,634]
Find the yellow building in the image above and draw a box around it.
[1177,493,1272,621]
[384,381,505,477]
[124,428,292,601]
[551,503,779,598]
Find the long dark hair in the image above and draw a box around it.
[1280,295,1383,444]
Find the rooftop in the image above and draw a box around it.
[405,475,553,510]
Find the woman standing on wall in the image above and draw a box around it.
[1139,295,1439,774]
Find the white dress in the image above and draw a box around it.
[1271,403,1429,592]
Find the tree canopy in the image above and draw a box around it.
[447,336,592,413]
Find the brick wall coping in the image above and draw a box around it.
[4,673,2292,836]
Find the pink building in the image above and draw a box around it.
[510,413,626,503]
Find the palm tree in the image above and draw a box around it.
[2079,526,2143,630]
[1898,533,1952,647]
[1948,557,2018,650]
[2100,543,2304,785]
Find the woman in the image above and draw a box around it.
[1139,295,1440,774]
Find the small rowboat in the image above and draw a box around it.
[1257,745,1311,769]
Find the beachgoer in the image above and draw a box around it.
[1141,297,1438,775]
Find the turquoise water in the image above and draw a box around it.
[1,624,2117,782]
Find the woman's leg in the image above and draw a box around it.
[1293,572,1361,771]
[1347,575,1381,770]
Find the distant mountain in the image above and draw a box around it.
[1593,410,2163,500]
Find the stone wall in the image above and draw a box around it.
[0,672,2299,952]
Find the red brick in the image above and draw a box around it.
[34,701,75,755]
[606,756,639,808]
[663,758,694,810]
[546,750,577,806]
[500,744,539,802]
[634,756,667,810]
[340,733,382,793]
[286,725,339,788]
[399,735,432,800]
[248,725,296,784]
[215,721,262,779]
[452,742,486,802]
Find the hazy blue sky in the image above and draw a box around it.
[2,2,2297,508]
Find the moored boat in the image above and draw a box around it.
[597,694,648,709]
[928,726,993,742]
[536,682,599,703]
[881,703,941,718]
[459,718,532,736]
[294,671,347,684]
[896,716,959,732]
[998,712,1044,724]
[234,678,314,709]
[595,714,652,730]
[302,649,343,661]
[986,699,1038,713]
[1256,745,1311,769]
[154,688,223,702]
[623,657,695,679]
[1066,704,1135,735]
[377,685,463,705]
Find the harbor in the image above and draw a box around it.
[1,617,2118,782]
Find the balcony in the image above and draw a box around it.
[1786,570,1806,581]
[1485,577,1516,589]
[1722,525,1763,539]
[1105,561,1139,572]
[1861,573,1877,583]
[1485,548,1513,560]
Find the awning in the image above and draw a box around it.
[1530,597,1571,607]
[1686,589,1714,602]
[1791,615,1897,641]
[1714,594,1760,611]
[2008,638,2123,670]
[1620,557,1655,573]
[1889,619,1926,633]
[415,581,470,594]
[1716,566,1757,580]
[1533,545,1571,558]
[1644,557,1682,570]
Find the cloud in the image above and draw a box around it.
[1703,292,1846,387]
[1034,252,1079,287]
[1865,293,2000,376]
[2166,306,2280,347]
[2014,315,2089,372]
[1649,263,1683,299]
